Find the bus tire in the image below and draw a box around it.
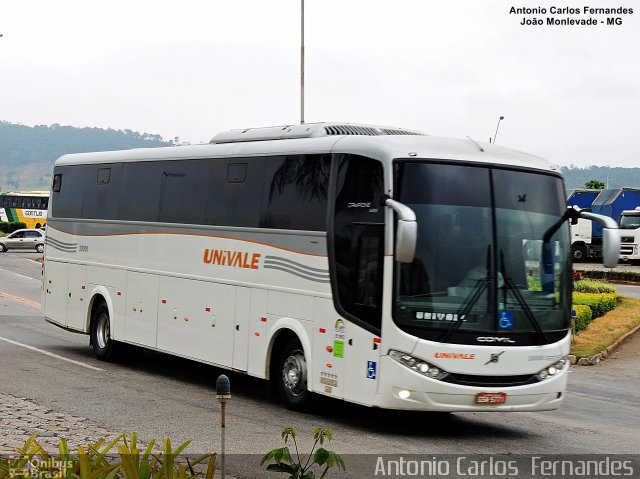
[90,302,120,361]
[36,243,44,253]
[277,338,314,411]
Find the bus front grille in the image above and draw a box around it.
[441,373,538,387]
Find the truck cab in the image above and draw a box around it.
[619,207,640,263]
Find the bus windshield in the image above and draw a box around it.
[393,161,571,343]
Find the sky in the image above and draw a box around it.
[1,0,639,168]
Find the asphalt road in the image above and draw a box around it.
[1,253,639,477]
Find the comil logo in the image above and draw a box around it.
[203,249,261,270]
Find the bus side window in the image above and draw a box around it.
[221,158,265,228]
[52,166,86,218]
[158,160,208,224]
[52,174,62,192]
[331,154,384,332]
[260,154,330,231]
[119,162,163,222]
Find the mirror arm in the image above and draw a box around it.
[385,198,416,222]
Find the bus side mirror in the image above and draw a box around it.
[578,210,621,268]
[385,198,417,263]
[601,227,621,268]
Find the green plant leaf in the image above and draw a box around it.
[281,428,297,444]
[266,463,297,474]
[312,428,332,446]
[260,450,275,466]
[313,448,329,466]
[204,453,217,479]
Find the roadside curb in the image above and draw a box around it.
[569,323,640,366]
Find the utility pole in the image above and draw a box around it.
[300,0,305,124]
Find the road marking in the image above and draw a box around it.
[0,336,105,372]
[0,291,40,309]
[0,267,41,283]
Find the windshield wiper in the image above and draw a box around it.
[440,245,492,342]
[499,250,547,345]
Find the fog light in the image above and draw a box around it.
[398,389,411,399]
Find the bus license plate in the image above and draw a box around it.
[476,392,507,405]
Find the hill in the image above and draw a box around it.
[561,166,640,190]
[0,121,637,191]
[0,121,173,191]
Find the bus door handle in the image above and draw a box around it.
[236,325,240,331]
[348,339,353,346]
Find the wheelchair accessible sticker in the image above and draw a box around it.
[367,361,377,379]
[498,311,514,330]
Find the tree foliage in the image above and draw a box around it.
[584,180,605,189]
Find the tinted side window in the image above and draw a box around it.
[331,154,385,332]
[159,160,209,224]
[51,165,86,218]
[220,158,265,228]
[81,164,122,220]
[119,162,163,221]
[260,155,330,231]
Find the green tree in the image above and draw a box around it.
[584,180,605,189]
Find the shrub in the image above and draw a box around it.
[577,269,640,284]
[573,280,616,294]
[573,292,619,319]
[0,221,27,234]
[0,433,216,479]
[571,304,593,333]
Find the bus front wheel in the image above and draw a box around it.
[90,302,120,361]
[277,338,314,411]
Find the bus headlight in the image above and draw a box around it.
[536,358,567,381]
[389,350,447,380]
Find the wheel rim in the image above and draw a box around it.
[37,245,44,253]
[96,313,110,350]
[282,349,307,397]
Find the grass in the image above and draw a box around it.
[571,296,640,358]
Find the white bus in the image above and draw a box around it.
[42,123,620,411]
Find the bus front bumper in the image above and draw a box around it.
[373,356,568,412]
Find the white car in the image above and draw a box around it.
[0,228,46,253]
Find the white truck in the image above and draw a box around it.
[619,207,640,263]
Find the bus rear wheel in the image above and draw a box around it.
[277,338,313,411]
[91,302,120,361]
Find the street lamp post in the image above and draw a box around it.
[300,0,305,124]
[216,374,231,479]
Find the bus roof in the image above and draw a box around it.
[54,123,559,174]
